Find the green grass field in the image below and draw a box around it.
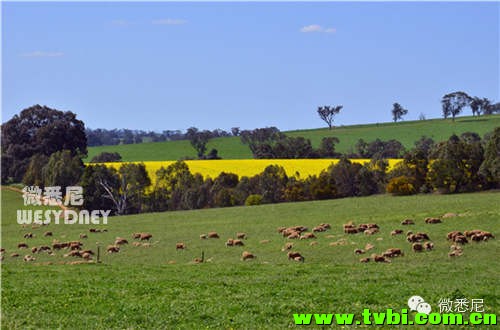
[1,187,499,329]
[86,115,500,162]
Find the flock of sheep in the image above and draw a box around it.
[0,212,494,265]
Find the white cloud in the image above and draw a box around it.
[300,24,336,34]
[20,51,64,58]
[152,18,187,25]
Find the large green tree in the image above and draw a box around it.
[317,105,343,130]
[441,92,471,121]
[1,105,87,183]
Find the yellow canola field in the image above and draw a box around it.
[99,159,402,181]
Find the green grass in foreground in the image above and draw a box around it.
[1,188,499,329]
[85,115,500,162]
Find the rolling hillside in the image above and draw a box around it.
[86,115,500,162]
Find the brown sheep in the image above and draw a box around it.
[293,256,305,262]
[64,250,82,258]
[132,233,142,239]
[416,232,430,241]
[207,232,219,239]
[282,243,293,251]
[448,250,463,257]
[277,226,287,233]
[287,251,304,262]
[115,237,129,245]
[23,255,35,262]
[364,228,379,235]
[82,252,92,260]
[391,229,404,236]
[365,243,375,251]
[89,228,101,233]
[384,248,404,258]
[107,245,120,253]
[412,243,423,252]
[360,257,370,263]
[233,239,244,246]
[423,242,434,251]
[199,234,207,240]
[176,242,186,250]
[39,245,52,252]
[132,242,142,246]
[241,251,255,261]
[425,217,442,224]
[401,219,415,225]
[80,249,94,255]
[18,243,28,249]
[44,231,53,237]
[193,257,203,263]
[225,239,234,247]
[371,254,390,263]
[287,232,300,239]
[11,253,19,258]
[52,242,63,250]
[31,247,38,254]
[69,242,82,250]
[354,249,365,255]
[236,232,247,239]
[344,227,358,234]
[300,232,316,240]
[453,235,468,244]
[140,233,153,241]
[80,234,88,239]
[447,231,463,241]
[464,230,483,238]
[23,233,34,239]
[319,223,331,229]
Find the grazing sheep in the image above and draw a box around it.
[176,242,186,250]
[141,243,151,248]
[31,247,38,254]
[383,248,404,258]
[233,239,244,246]
[64,250,82,258]
[225,239,234,247]
[287,232,300,239]
[360,257,370,263]
[448,250,463,257]
[18,243,28,249]
[309,241,318,246]
[115,237,129,245]
[132,242,141,246]
[447,231,463,241]
[453,235,468,244]
[69,242,82,250]
[391,229,404,236]
[277,227,287,233]
[80,249,94,255]
[319,223,331,229]
[82,252,92,260]
[364,228,379,235]
[199,234,207,240]
[241,251,255,261]
[300,232,316,240]
[464,230,483,238]
[425,217,442,224]
[207,232,219,239]
[371,254,390,263]
[11,253,19,258]
[44,231,53,237]
[423,242,434,251]
[282,243,293,251]
[236,232,247,239]
[23,255,36,262]
[416,232,430,241]
[89,228,101,233]
[140,233,153,241]
[442,213,458,218]
[412,243,423,252]
[354,249,365,255]
[401,219,415,225]
[107,245,120,253]
[365,243,375,251]
[344,227,358,234]
[23,233,33,239]
[80,234,88,239]
[132,233,142,239]
[287,252,304,262]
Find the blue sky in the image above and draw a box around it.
[2,2,499,132]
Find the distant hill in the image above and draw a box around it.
[86,115,500,162]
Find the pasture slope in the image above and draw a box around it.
[1,187,499,329]
[86,114,500,162]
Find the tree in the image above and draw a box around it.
[90,152,122,163]
[41,150,85,190]
[317,105,343,130]
[186,127,212,158]
[240,127,284,158]
[318,137,340,158]
[479,127,500,188]
[80,165,120,214]
[391,103,408,122]
[441,92,471,121]
[1,105,87,183]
